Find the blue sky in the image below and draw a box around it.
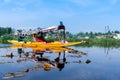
[0,0,120,33]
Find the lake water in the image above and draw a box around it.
[0,45,120,80]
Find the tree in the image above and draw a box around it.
[114,30,120,34]
[17,29,22,33]
[0,27,13,36]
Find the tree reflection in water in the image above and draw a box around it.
[1,46,91,79]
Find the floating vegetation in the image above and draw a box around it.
[0,61,14,64]
[85,59,91,64]
[3,72,24,79]
[23,69,29,72]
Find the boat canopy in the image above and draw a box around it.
[40,25,65,33]
[33,21,66,43]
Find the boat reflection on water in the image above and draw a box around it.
[2,46,91,79]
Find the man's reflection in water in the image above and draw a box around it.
[17,48,23,58]
[17,48,30,63]
[54,52,66,71]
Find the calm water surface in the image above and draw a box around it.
[0,45,120,80]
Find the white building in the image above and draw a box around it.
[113,34,120,39]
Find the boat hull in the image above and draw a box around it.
[8,40,85,47]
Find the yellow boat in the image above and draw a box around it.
[8,40,85,47]
[9,22,85,47]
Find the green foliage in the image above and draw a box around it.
[77,38,120,48]
[0,34,13,44]
[0,27,12,36]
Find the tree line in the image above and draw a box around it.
[0,27,13,36]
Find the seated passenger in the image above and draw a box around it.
[33,32,46,42]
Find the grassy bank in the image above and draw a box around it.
[77,38,120,47]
